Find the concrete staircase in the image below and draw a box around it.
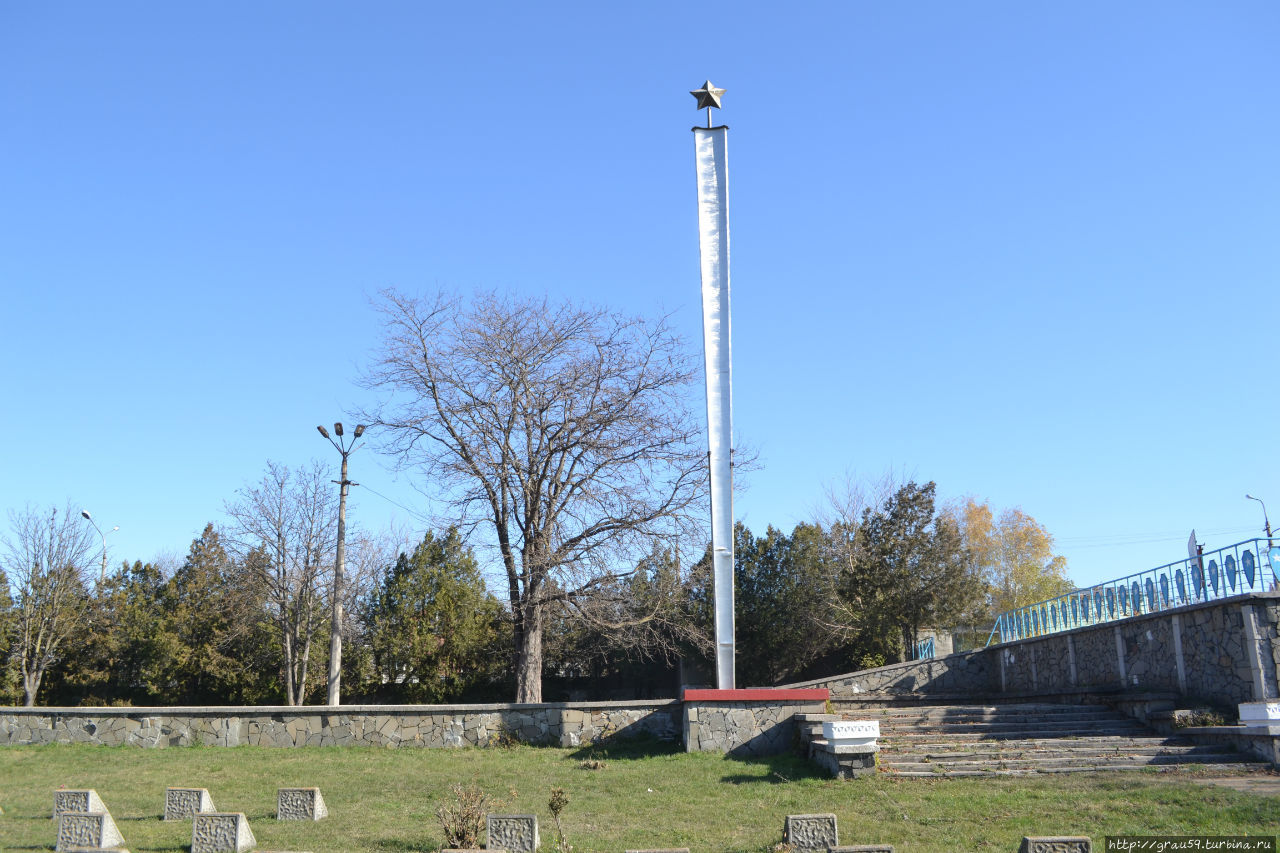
[801,702,1272,778]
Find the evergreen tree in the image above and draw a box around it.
[365,529,505,702]
[158,525,277,704]
[42,560,175,705]
[0,566,20,704]
[844,482,981,662]
[735,522,843,685]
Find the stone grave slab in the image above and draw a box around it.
[487,814,539,853]
[61,848,131,853]
[277,787,328,820]
[192,812,257,853]
[165,787,217,820]
[830,847,894,852]
[53,789,109,819]
[1019,838,1091,853]
[785,814,839,851]
[56,811,124,852]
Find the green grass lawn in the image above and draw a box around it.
[1,739,1277,852]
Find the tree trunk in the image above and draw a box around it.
[23,669,41,707]
[283,630,297,706]
[514,600,543,703]
[296,632,312,706]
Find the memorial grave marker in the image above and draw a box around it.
[487,814,539,853]
[785,814,839,851]
[192,812,257,853]
[277,787,328,820]
[165,787,216,820]
[53,789,109,819]
[56,811,124,852]
[1019,838,1091,853]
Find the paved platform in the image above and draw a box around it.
[1192,774,1280,796]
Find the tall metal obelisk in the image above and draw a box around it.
[691,80,735,689]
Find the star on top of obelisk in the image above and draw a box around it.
[691,80,726,110]
[691,80,726,128]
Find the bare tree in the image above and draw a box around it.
[3,503,95,706]
[360,290,708,702]
[225,461,337,705]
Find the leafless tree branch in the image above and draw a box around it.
[358,290,709,701]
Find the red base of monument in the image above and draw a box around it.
[681,688,828,702]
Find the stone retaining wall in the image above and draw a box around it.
[784,650,993,698]
[789,592,1280,708]
[6,595,1276,759]
[0,701,679,749]
[993,593,1280,705]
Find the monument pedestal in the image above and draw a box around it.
[682,688,828,756]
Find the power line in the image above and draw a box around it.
[1056,525,1260,549]
[356,484,434,525]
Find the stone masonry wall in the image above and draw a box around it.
[993,593,1280,704]
[1117,615,1177,693]
[783,650,995,698]
[683,699,826,756]
[0,701,679,749]
[789,593,1280,707]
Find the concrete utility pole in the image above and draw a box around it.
[318,422,365,706]
[80,510,118,584]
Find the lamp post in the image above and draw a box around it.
[79,510,119,584]
[1246,494,1272,548]
[318,422,364,706]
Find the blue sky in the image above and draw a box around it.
[3,2,1277,594]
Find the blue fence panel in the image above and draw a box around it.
[986,538,1280,645]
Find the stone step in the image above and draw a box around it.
[865,703,1120,715]
[877,709,1141,723]
[885,743,1222,760]
[806,715,1129,735]
[884,762,1269,778]
[880,722,1150,737]
[879,737,1194,754]
[883,751,1250,772]
[877,724,1152,739]
[877,713,1123,727]
[802,702,1275,780]
[871,705,1120,719]
[800,718,1138,738]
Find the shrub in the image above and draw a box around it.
[436,783,506,848]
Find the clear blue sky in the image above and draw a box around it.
[3,2,1277,594]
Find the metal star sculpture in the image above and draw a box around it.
[691,80,726,127]
[691,80,726,110]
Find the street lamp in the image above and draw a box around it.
[317,421,365,706]
[80,510,119,584]
[1246,494,1272,547]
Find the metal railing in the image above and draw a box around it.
[985,538,1280,646]
[915,636,936,660]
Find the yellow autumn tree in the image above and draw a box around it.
[950,498,1074,619]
